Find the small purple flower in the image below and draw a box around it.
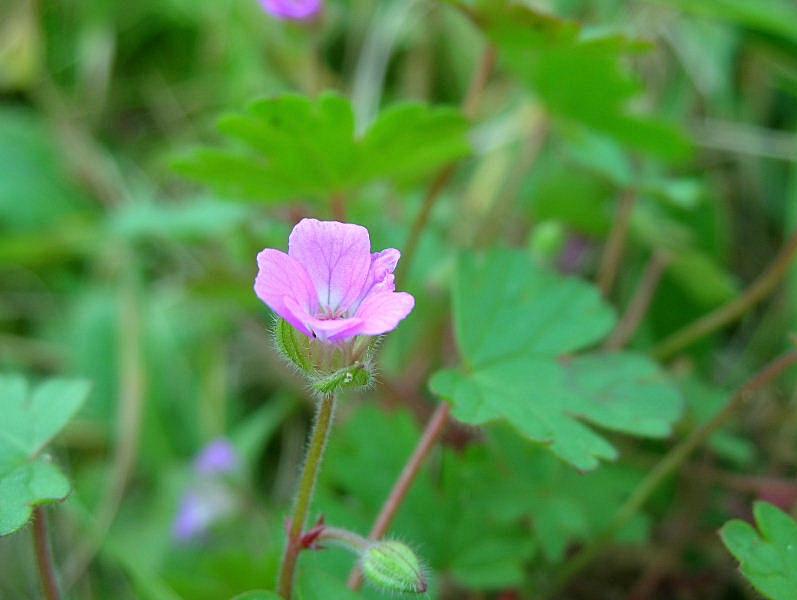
[173,439,240,543]
[194,438,238,475]
[254,219,415,343]
[172,484,236,542]
[259,0,322,21]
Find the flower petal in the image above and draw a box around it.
[353,291,415,336]
[194,439,238,475]
[288,219,372,314]
[284,297,363,342]
[254,249,317,335]
[365,248,400,296]
[259,0,322,20]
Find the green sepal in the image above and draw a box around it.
[275,317,314,374]
[312,363,372,395]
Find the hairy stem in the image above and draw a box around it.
[33,507,61,600]
[320,526,370,553]
[347,402,451,590]
[399,44,497,283]
[545,350,797,597]
[278,393,337,599]
[597,190,637,297]
[653,229,797,361]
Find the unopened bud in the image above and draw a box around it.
[361,540,427,594]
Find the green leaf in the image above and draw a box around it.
[475,427,650,563]
[174,92,470,203]
[0,375,90,535]
[296,561,362,600]
[448,533,535,589]
[648,0,797,45]
[110,198,248,241]
[681,378,756,467]
[453,1,690,159]
[230,592,281,600]
[0,108,90,232]
[720,501,797,600]
[318,406,536,592]
[429,250,683,469]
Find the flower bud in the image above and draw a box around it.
[361,540,427,594]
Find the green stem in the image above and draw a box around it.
[652,229,797,361]
[278,393,337,599]
[319,526,370,553]
[544,350,797,598]
[33,507,61,600]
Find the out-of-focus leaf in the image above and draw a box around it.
[667,250,739,307]
[230,394,295,474]
[631,201,738,307]
[453,0,691,159]
[430,250,683,469]
[449,534,535,589]
[565,131,635,188]
[527,161,613,236]
[0,1,43,90]
[319,406,646,589]
[174,92,470,203]
[721,501,797,600]
[318,407,536,592]
[0,375,90,535]
[296,564,362,600]
[111,198,249,241]
[0,109,90,231]
[230,592,281,600]
[649,0,797,45]
[681,378,756,466]
[641,177,704,210]
[476,427,650,562]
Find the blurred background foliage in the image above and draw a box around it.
[1,0,797,598]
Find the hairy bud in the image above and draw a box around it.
[361,540,427,594]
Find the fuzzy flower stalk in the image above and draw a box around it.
[254,219,415,598]
[301,519,427,594]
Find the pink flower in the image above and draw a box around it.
[254,219,415,343]
[259,0,322,21]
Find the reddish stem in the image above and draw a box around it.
[330,192,346,222]
[347,402,451,590]
[597,190,637,297]
[33,507,61,600]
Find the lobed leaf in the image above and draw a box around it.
[429,249,683,470]
[449,0,691,159]
[0,375,90,535]
[174,92,470,203]
[721,501,797,600]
